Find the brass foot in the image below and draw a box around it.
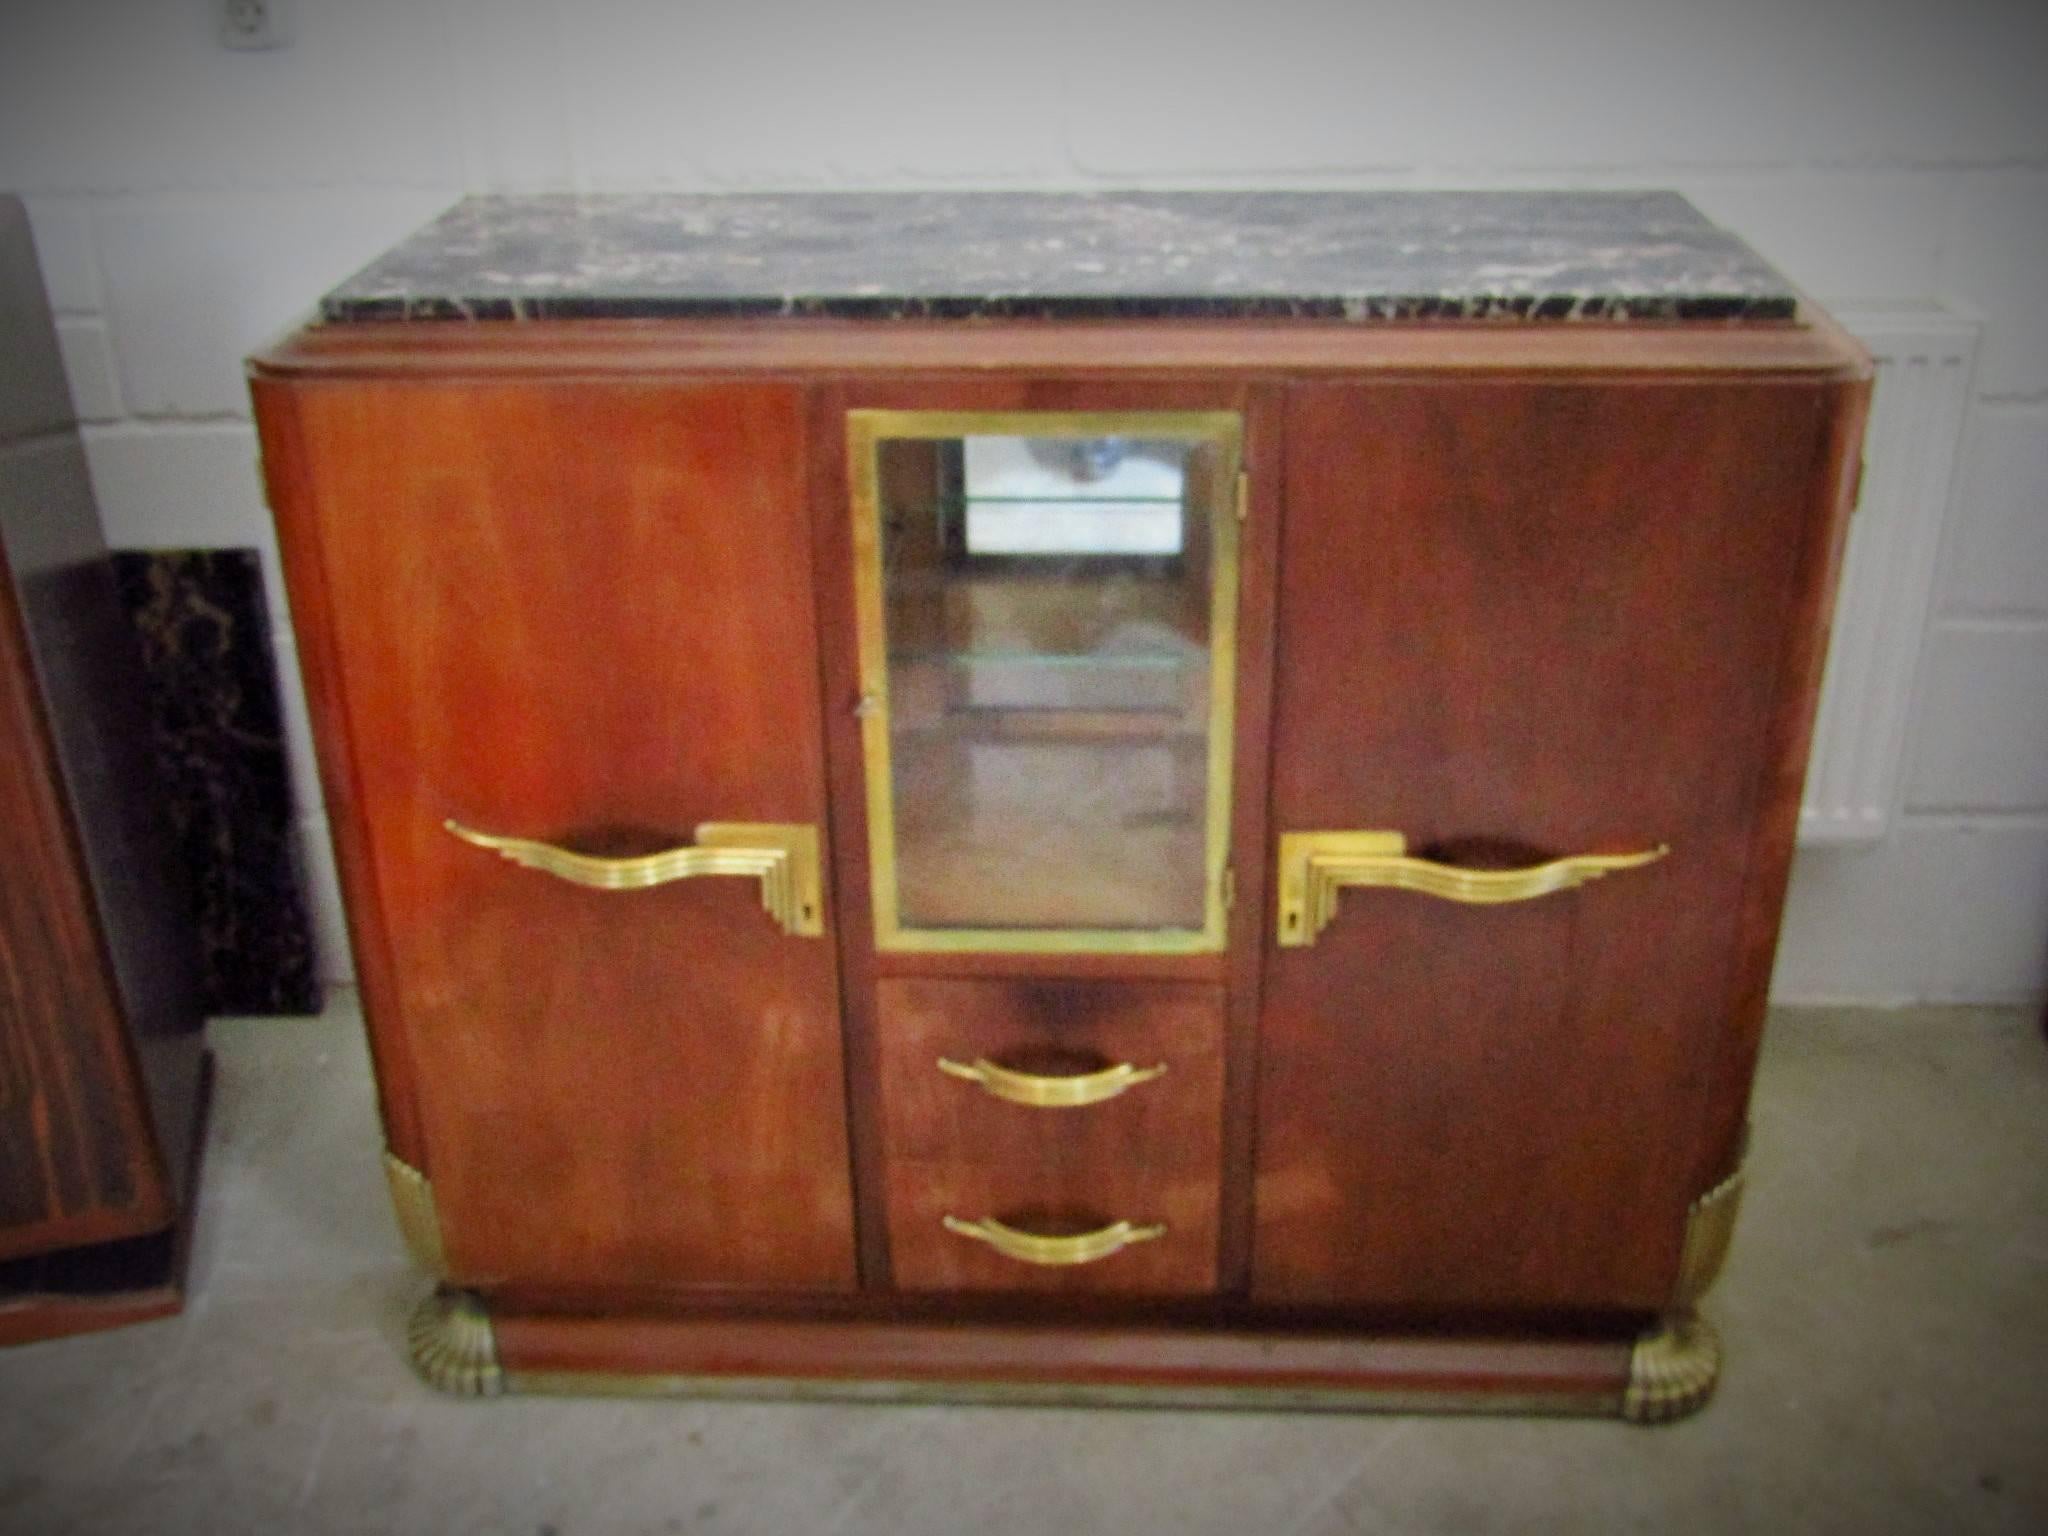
[1622,1311,1721,1424]
[406,1287,503,1397]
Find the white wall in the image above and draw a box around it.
[3,0,2043,1003]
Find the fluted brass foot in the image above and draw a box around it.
[1622,1311,1721,1424]
[406,1288,503,1397]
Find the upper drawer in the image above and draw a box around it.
[875,976,1225,1296]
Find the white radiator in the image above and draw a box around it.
[1799,308,1979,845]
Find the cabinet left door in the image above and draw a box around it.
[255,376,857,1293]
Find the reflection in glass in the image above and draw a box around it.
[855,416,1238,949]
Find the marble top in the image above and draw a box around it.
[319,191,1798,325]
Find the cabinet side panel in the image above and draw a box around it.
[282,378,857,1292]
[254,377,427,1164]
[0,194,194,1256]
[0,540,165,1254]
[1689,375,1871,1195]
[1255,378,1830,1313]
[0,442,205,1224]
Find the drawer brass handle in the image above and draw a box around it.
[1276,830,1669,947]
[444,820,823,937]
[941,1215,1166,1267]
[936,1056,1167,1109]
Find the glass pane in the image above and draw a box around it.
[868,424,1233,941]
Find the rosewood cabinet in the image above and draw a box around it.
[252,192,1869,1420]
[1,196,208,1344]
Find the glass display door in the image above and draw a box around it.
[848,411,1242,953]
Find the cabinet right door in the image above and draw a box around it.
[1254,376,1836,1314]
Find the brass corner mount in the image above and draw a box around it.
[1623,1135,1749,1425]
[382,1150,448,1278]
[407,1288,503,1397]
[1623,1314,1723,1424]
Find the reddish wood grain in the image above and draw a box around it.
[0,1053,211,1346]
[875,976,1225,1296]
[494,1306,1631,1407]
[268,378,857,1292]
[1218,385,1286,1291]
[1686,373,1872,1197]
[0,438,202,1262]
[0,545,154,1254]
[254,378,428,1162]
[1254,377,1847,1313]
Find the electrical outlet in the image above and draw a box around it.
[219,0,295,51]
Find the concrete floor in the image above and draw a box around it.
[1,998,2043,1536]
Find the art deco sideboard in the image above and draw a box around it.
[250,192,1869,1420]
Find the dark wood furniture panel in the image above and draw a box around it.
[1253,377,1859,1313]
[875,976,1224,1295]
[0,536,173,1257]
[490,1307,1632,1412]
[0,194,207,1334]
[263,378,858,1292]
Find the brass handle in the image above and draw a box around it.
[936,1056,1167,1109]
[941,1215,1166,1267]
[1277,830,1669,947]
[444,819,823,937]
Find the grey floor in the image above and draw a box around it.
[2,999,2044,1536]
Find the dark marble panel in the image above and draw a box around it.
[111,551,318,1017]
[319,190,1799,326]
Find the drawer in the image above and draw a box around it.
[875,977,1224,1295]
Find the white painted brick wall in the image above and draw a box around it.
[1906,627,2048,813]
[53,318,121,422]
[95,190,456,418]
[1941,173,2048,400]
[1947,406,2048,616]
[0,1,459,193]
[21,197,101,311]
[2,0,2042,1003]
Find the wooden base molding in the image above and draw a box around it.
[402,1134,1753,1423]
[404,1286,1643,1417]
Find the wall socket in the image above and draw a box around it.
[219,0,296,51]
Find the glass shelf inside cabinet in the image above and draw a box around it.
[848,412,1242,953]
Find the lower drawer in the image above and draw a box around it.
[874,977,1225,1295]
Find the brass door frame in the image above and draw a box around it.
[847,409,1243,954]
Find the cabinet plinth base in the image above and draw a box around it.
[0,1054,215,1350]
[399,1286,1692,1419]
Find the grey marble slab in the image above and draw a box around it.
[319,190,1798,325]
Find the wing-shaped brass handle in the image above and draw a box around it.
[941,1215,1166,1267]
[444,819,823,937]
[1276,830,1668,947]
[936,1056,1167,1109]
